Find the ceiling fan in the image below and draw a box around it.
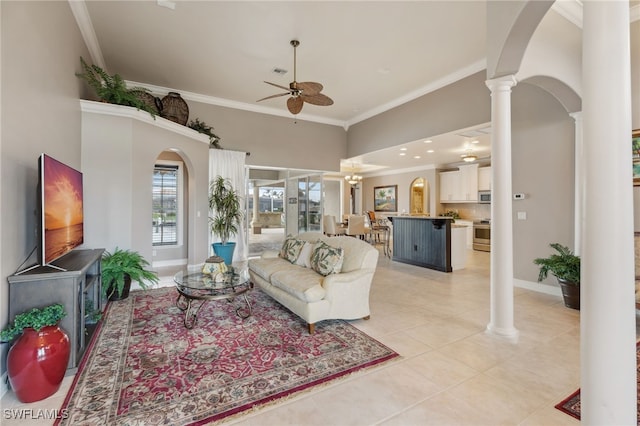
[257,40,333,115]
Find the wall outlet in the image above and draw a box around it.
[514,193,526,200]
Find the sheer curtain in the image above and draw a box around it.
[208,149,247,261]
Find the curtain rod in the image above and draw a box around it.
[209,147,250,156]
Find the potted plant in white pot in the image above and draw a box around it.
[534,243,581,310]
[209,175,244,264]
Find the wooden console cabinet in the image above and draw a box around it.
[7,249,104,372]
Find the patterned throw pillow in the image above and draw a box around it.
[311,241,344,276]
[279,236,306,263]
[294,241,314,268]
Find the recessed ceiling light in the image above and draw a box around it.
[423,140,433,144]
[400,147,407,151]
[427,149,434,153]
[399,152,406,156]
[471,140,479,144]
[414,155,421,159]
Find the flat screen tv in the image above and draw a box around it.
[38,154,84,268]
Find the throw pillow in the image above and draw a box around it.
[294,241,314,268]
[279,236,306,263]
[311,241,344,276]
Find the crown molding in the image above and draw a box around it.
[68,0,106,70]
[552,0,640,28]
[124,81,347,129]
[345,59,486,128]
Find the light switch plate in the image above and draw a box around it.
[517,211,527,220]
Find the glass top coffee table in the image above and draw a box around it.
[173,262,252,329]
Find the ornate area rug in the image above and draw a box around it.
[56,287,398,425]
[555,341,640,420]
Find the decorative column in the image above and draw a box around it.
[485,75,519,342]
[581,1,635,424]
[570,112,583,255]
[251,184,260,234]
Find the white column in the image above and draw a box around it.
[570,112,583,255]
[251,185,260,232]
[581,1,635,425]
[485,75,519,342]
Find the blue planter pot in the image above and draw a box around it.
[212,242,236,265]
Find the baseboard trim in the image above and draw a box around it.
[152,258,188,268]
[514,278,562,297]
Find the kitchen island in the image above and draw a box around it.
[390,216,466,272]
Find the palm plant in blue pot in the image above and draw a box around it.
[209,176,244,264]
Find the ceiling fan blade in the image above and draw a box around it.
[297,82,323,95]
[264,81,291,92]
[257,92,289,102]
[287,96,304,115]
[301,92,334,106]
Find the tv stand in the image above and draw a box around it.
[7,249,104,372]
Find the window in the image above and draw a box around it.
[152,163,180,246]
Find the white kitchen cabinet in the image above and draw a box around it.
[458,164,478,201]
[440,164,478,203]
[455,219,474,249]
[478,166,492,191]
[439,170,460,202]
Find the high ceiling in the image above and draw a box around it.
[76,1,595,173]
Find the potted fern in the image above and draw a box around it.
[101,248,159,301]
[209,176,244,264]
[534,243,581,310]
[76,57,159,118]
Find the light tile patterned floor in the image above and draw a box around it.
[1,247,584,426]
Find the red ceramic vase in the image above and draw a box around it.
[7,325,70,403]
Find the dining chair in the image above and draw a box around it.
[323,215,340,236]
[346,215,367,239]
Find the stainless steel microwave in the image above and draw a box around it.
[478,190,491,204]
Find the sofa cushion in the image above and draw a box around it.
[311,241,344,276]
[248,257,293,282]
[270,268,326,303]
[279,236,306,263]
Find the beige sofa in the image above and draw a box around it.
[248,232,379,333]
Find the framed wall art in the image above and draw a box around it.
[633,129,640,186]
[374,185,397,212]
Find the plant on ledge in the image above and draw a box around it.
[188,118,222,148]
[76,57,157,118]
[0,304,66,342]
[101,248,159,301]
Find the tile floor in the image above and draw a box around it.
[1,247,587,425]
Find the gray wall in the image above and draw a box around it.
[187,102,347,172]
[1,1,91,375]
[347,71,491,158]
[511,83,575,284]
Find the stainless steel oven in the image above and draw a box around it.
[473,220,490,252]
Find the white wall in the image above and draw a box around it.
[81,104,210,267]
